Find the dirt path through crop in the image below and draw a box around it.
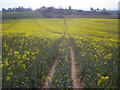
[43,18,82,88]
[43,59,58,88]
[71,46,82,88]
[64,18,82,88]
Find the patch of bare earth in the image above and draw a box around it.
[42,59,58,88]
[71,47,82,88]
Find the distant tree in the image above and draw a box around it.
[90,7,93,11]
[42,6,46,9]
[78,9,84,12]
[96,8,99,10]
[48,6,54,10]
[100,8,111,15]
[2,8,6,12]
[21,6,24,11]
[7,8,12,12]
[69,6,72,10]
[18,6,21,12]
[28,8,32,12]
[102,8,106,11]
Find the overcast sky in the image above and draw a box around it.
[0,0,119,11]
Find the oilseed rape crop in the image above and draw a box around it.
[67,18,118,88]
[2,19,64,88]
[2,34,62,88]
[51,35,72,88]
[2,18,118,88]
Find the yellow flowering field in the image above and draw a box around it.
[67,18,118,88]
[2,18,119,88]
[2,19,64,88]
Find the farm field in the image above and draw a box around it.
[2,18,119,88]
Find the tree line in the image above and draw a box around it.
[2,6,115,18]
[2,6,32,12]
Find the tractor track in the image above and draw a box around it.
[64,18,83,88]
[42,58,58,88]
[41,18,82,88]
[33,19,64,35]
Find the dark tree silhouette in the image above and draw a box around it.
[90,7,93,11]
[97,8,99,10]
[69,6,72,10]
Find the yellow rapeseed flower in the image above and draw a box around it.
[65,59,68,62]
[8,67,11,70]
[18,55,21,59]
[105,76,109,80]
[82,54,85,57]
[8,52,12,56]
[95,55,97,58]
[97,80,101,86]
[32,56,36,60]
[26,77,29,79]
[32,53,34,55]
[20,46,22,49]
[104,56,107,59]
[42,76,45,79]
[26,51,30,55]
[47,76,51,80]
[26,58,29,60]
[100,76,105,80]
[6,76,10,81]
[97,73,101,77]
[22,82,24,84]
[14,51,19,55]
[2,64,3,67]
[109,53,112,57]
[18,61,23,66]
[104,62,107,64]
[4,60,9,66]
[22,64,26,69]
[8,72,13,75]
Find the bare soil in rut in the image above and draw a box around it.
[43,59,58,88]
[71,47,82,88]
